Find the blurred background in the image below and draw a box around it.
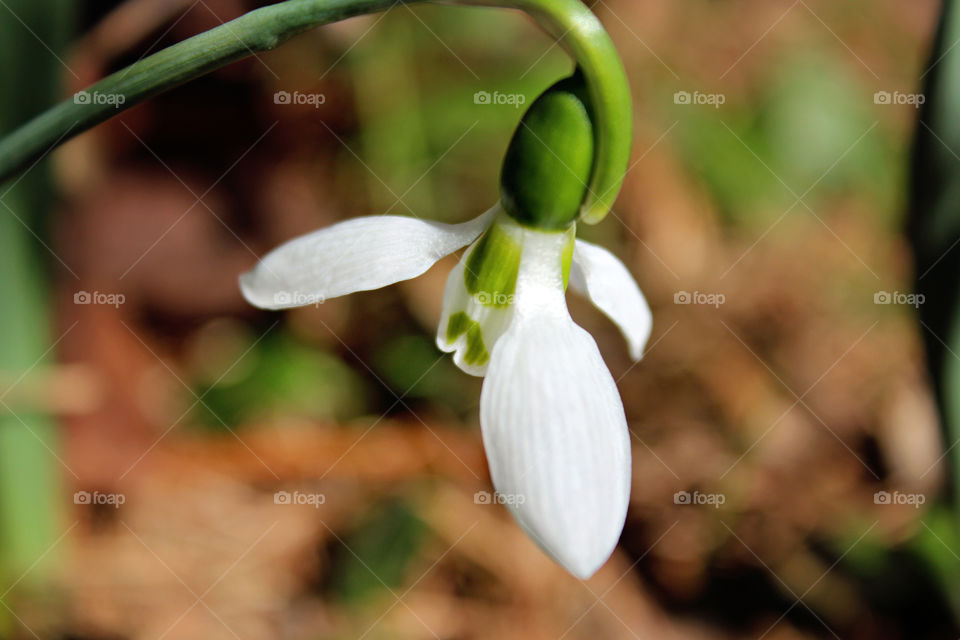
[0,0,956,637]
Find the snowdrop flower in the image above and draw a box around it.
[240,74,651,579]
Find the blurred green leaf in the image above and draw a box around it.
[326,499,427,603]
[760,55,898,217]
[906,1,960,628]
[671,105,780,225]
[0,0,73,620]
[371,333,477,409]
[910,0,960,502]
[191,332,369,429]
[912,507,960,613]
[672,53,899,227]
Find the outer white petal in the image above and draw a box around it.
[240,208,496,310]
[569,239,652,361]
[479,231,631,579]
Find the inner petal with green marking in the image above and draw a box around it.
[436,212,520,376]
[446,311,489,366]
[464,222,522,307]
[436,210,577,377]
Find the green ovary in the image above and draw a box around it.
[500,74,595,230]
[446,312,489,366]
[464,224,521,307]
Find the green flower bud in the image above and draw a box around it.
[500,72,595,230]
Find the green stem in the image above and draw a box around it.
[0,0,631,222]
[0,0,400,178]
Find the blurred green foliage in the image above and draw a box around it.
[326,499,427,604]
[372,333,477,407]
[192,332,369,428]
[672,53,900,228]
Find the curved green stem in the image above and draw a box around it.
[0,0,631,222]
[0,0,400,179]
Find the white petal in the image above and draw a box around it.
[240,208,496,310]
[569,239,652,361]
[479,230,630,579]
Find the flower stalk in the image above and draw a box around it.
[0,0,631,222]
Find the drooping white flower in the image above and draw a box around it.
[242,65,653,578]
[239,204,652,578]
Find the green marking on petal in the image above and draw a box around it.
[463,323,489,366]
[445,311,489,365]
[561,234,575,290]
[446,311,472,343]
[464,224,521,307]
